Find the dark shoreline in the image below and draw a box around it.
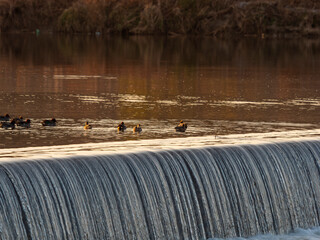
[0,0,320,37]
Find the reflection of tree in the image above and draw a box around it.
[1,35,320,108]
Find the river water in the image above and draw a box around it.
[1,34,320,239]
[1,34,320,148]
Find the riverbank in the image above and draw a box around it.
[0,0,319,37]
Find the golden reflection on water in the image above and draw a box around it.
[0,35,320,148]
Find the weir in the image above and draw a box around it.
[1,140,320,239]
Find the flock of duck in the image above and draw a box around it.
[0,114,57,129]
[0,114,188,132]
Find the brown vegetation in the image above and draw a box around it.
[0,0,319,37]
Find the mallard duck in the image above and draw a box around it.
[0,120,15,130]
[0,114,10,121]
[42,118,57,126]
[84,121,92,130]
[133,124,142,133]
[175,120,187,132]
[117,122,127,132]
[19,119,31,128]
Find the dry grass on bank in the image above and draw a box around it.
[0,0,319,36]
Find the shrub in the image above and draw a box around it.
[1,0,320,36]
[104,0,143,34]
[134,4,163,34]
[58,1,106,33]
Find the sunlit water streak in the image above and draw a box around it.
[1,78,320,149]
[53,75,117,80]
[1,129,320,159]
[0,113,317,149]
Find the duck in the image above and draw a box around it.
[117,122,127,132]
[0,114,10,121]
[14,116,24,126]
[0,120,15,130]
[175,120,187,132]
[42,118,57,126]
[19,119,31,128]
[84,121,92,130]
[133,124,142,133]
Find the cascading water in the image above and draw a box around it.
[1,140,320,240]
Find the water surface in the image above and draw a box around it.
[1,35,320,148]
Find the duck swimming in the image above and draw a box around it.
[42,118,57,126]
[19,119,31,128]
[84,121,92,130]
[14,116,24,126]
[133,124,142,133]
[175,120,187,132]
[0,114,10,121]
[0,120,15,130]
[117,122,127,132]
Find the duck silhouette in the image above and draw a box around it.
[0,114,10,121]
[133,124,142,133]
[42,118,57,126]
[175,120,187,132]
[14,116,24,126]
[117,122,127,132]
[19,119,31,128]
[0,120,15,130]
[84,121,92,130]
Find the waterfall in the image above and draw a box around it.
[1,140,320,239]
